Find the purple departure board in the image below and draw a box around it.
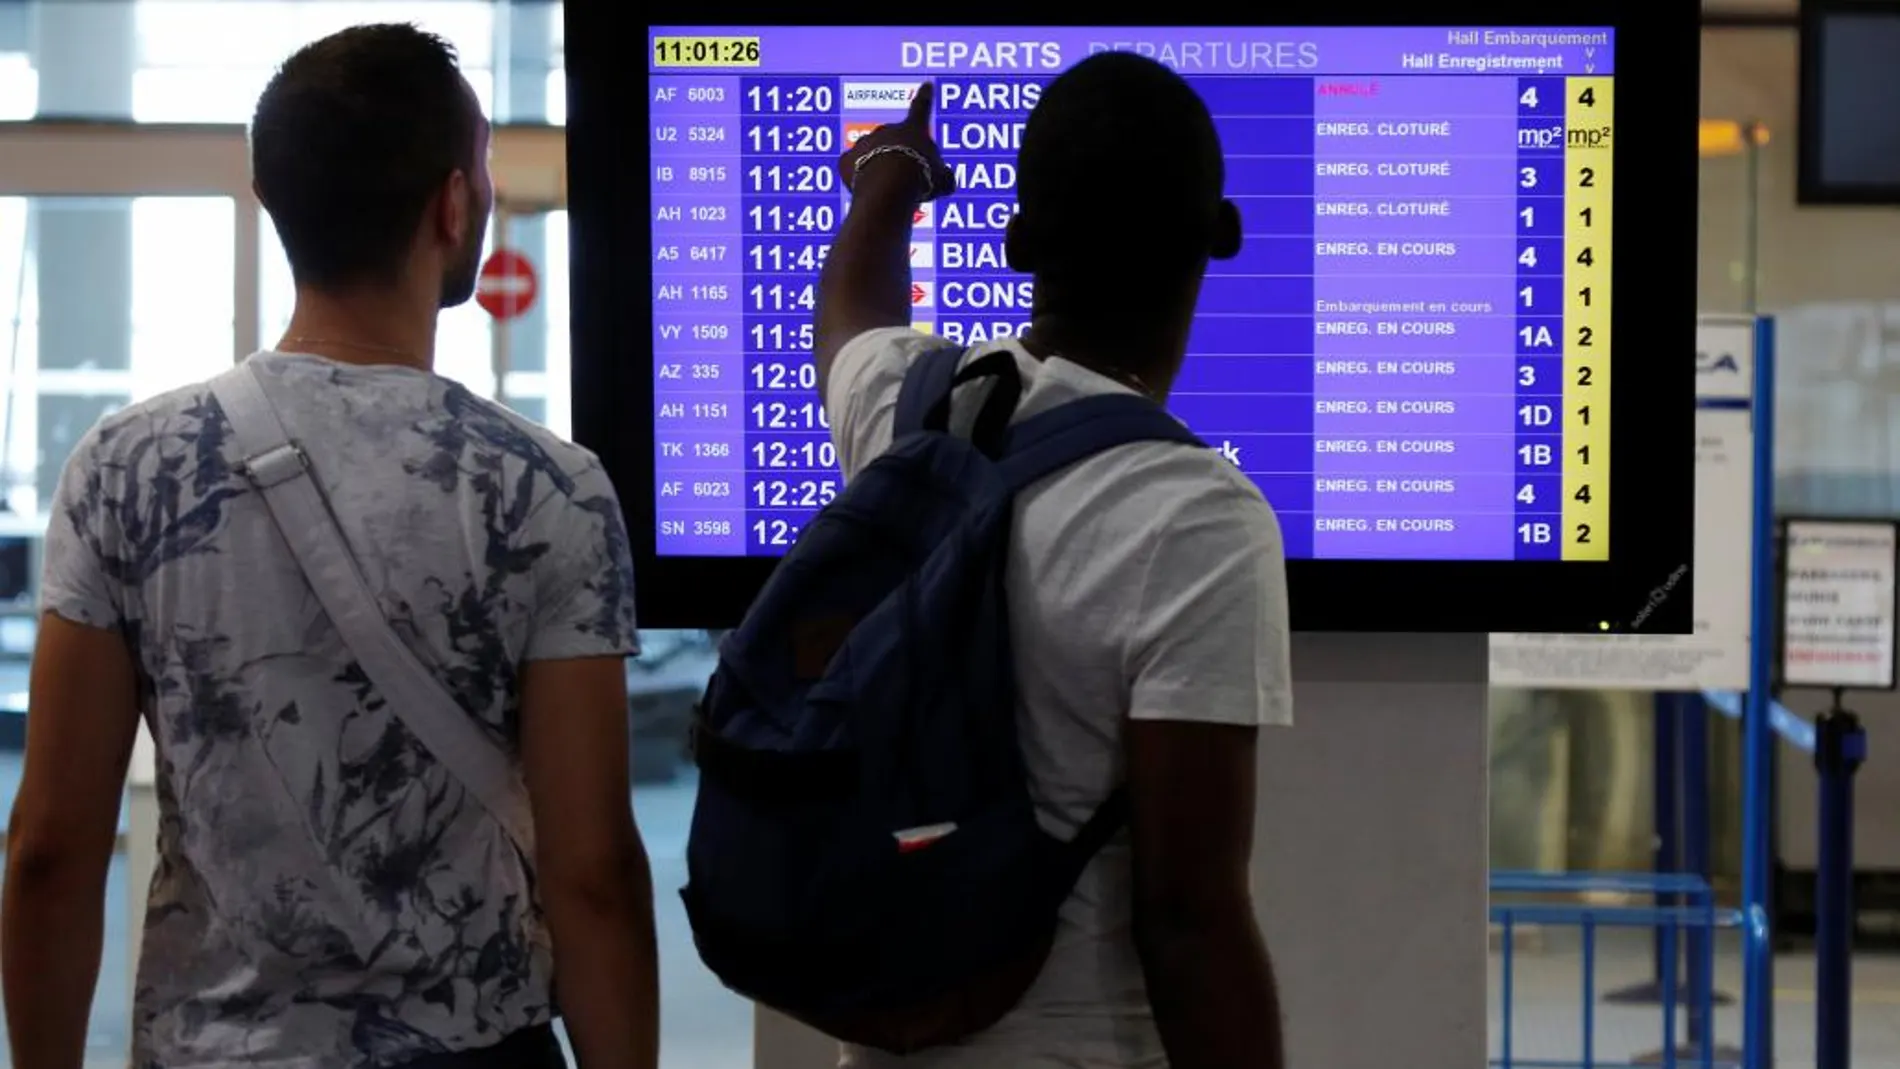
[648,26,1618,562]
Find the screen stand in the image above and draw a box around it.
[753,632,1489,1069]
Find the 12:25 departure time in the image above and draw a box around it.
[752,478,838,508]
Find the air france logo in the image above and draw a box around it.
[843,82,920,110]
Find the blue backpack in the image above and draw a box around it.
[682,346,1206,1052]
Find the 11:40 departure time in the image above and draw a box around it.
[748,203,835,233]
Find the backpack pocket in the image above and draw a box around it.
[799,806,1061,1052]
[684,795,1065,1053]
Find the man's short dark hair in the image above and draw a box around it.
[251,24,480,290]
[1015,52,1226,290]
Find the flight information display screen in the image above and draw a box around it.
[648,26,1616,561]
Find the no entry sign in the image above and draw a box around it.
[476,249,539,321]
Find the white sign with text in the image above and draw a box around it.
[1489,315,1757,690]
[1782,519,1900,690]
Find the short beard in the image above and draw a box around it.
[439,236,482,309]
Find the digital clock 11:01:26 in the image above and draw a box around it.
[651,36,762,68]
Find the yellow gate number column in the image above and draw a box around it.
[1562,76,1612,561]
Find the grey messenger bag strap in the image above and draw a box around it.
[208,359,535,857]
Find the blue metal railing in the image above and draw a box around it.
[1489,871,1743,1069]
[1486,688,1845,1069]
[1485,685,1820,1069]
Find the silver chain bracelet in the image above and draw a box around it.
[851,143,934,199]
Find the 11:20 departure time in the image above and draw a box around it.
[745,82,834,113]
[747,163,835,193]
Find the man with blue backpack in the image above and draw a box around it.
[685,52,1291,1068]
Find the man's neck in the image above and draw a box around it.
[1021,313,1188,402]
[278,285,438,372]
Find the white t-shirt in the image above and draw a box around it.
[828,328,1295,1069]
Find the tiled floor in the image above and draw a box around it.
[0,759,1895,1068]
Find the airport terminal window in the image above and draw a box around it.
[0,198,30,519]
[0,197,235,522]
[1774,300,1900,515]
[0,53,34,120]
[3,1,564,126]
[131,0,500,123]
[0,194,235,680]
[534,210,574,437]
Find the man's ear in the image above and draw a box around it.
[1004,213,1038,273]
[436,169,471,245]
[1209,199,1242,261]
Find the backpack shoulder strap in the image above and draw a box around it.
[207,360,536,857]
[892,345,969,437]
[998,394,1206,491]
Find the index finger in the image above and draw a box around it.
[905,81,935,127]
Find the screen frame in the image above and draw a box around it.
[568,1,1701,633]
[1798,0,1900,207]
